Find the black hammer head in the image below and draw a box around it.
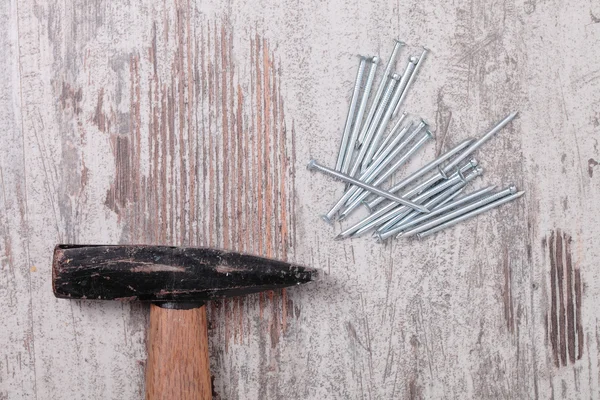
[53,245,317,306]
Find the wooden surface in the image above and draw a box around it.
[146,304,212,400]
[0,0,599,398]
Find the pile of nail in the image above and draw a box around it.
[307,40,524,241]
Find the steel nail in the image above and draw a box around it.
[343,125,431,213]
[365,110,516,209]
[376,184,466,242]
[335,56,368,171]
[347,160,478,237]
[364,138,474,211]
[416,190,525,239]
[324,123,414,222]
[371,111,408,160]
[399,185,518,238]
[307,160,430,214]
[441,111,518,174]
[344,121,425,207]
[376,166,484,239]
[349,74,400,178]
[361,60,417,172]
[358,40,404,145]
[342,56,379,173]
[391,184,497,233]
[392,48,429,118]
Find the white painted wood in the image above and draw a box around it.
[1,0,599,398]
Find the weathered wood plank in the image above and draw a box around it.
[0,1,38,398]
[1,0,599,398]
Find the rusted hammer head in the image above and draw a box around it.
[52,245,317,306]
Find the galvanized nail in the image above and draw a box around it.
[324,123,413,222]
[346,160,478,237]
[399,185,518,238]
[391,184,498,233]
[344,121,426,208]
[371,111,408,160]
[348,74,400,178]
[343,124,431,213]
[335,56,368,171]
[441,111,518,174]
[358,40,404,145]
[366,110,516,210]
[307,160,430,214]
[416,190,525,239]
[361,60,417,172]
[376,166,484,238]
[392,48,429,118]
[376,184,466,242]
[364,138,474,211]
[342,56,380,173]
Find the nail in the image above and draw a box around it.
[337,162,457,239]
[392,48,429,118]
[361,60,417,172]
[324,123,413,222]
[335,56,368,171]
[416,190,525,239]
[307,160,430,213]
[348,161,478,237]
[342,126,432,219]
[376,184,466,242]
[400,185,518,238]
[371,111,408,160]
[358,40,404,145]
[349,74,400,178]
[345,121,423,207]
[377,166,484,239]
[441,111,518,173]
[365,110,515,209]
[342,56,379,173]
[391,184,497,233]
[364,138,473,211]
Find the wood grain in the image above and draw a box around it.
[146,304,212,400]
[1,0,600,398]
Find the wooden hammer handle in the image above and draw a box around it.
[146,304,212,400]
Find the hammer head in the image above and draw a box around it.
[53,245,317,306]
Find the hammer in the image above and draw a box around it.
[52,244,317,399]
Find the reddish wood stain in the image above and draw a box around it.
[103,6,296,358]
